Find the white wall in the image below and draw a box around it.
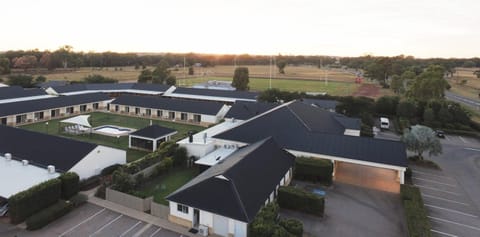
[344,129,360,136]
[169,201,193,222]
[202,114,219,124]
[70,145,126,179]
[200,209,213,228]
[179,142,216,157]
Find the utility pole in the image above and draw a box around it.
[183,56,186,87]
[269,56,272,89]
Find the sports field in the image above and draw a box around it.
[448,67,480,100]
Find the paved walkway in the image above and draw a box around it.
[82,190,199,237]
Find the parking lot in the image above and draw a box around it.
[1,203,184,237]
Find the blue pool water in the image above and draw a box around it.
[312,188,326,196]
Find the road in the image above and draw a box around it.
[445,91,480,110]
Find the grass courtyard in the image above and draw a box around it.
[20,112,204,162]
[137,167,198,205]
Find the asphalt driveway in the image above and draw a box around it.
[281,182,407,237]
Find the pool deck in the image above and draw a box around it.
[92,125,136,137]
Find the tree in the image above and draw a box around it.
[390,75,404,94]
[111,169,134,193]
[7,75,35,87]
[166,75,176,86]
[401,125,442,160]
[423,108,435,126]
[375,96,399,116]
[35,75,47,83]
[276,60,287,74]
[407,65,448,101]
[0,57,10,74]
[138,69,152,83]
[188,66,194,75]
[83,74,118,83]
[232,67,249,91]
[474,70,480,79]
[396,100,416,119]
[12,55,37,70]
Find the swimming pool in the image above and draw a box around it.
[93,125,134,136]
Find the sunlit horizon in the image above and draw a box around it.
[2,0,480,58]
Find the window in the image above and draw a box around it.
[1,117,6,125]
[157,110,163,117]
[193,114,201,123]
[80,105,87,112]
[16,114,27,124]
[66,107,74,114]
[34,112,44,120]
[135,107,140,115]
[51,109,59,118]
[125,106,130,113]
[93,103,99,109]
[181,113,188,121]
[177,204,189,214]
[146,109,151,116]
[169,111,175,119]
[115,105,119,112]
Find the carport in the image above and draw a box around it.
[334,161,401,193]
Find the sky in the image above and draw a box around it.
[2,0,480,58]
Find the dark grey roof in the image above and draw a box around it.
[0,86,47,100]
[301,98,338,111]
[111,95,224,115]
[214,101,406,167]
[225,101,278,120]
[51,83,168,93]
[130,125,177,139]
[172,87,258,100]
[0,93,110,117]
[167,137,295,223]
[0,125,97,171]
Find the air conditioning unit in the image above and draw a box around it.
[4,153,12,161]
[22,160,29,166]
[47,165,56,174]
[198,225,208,237]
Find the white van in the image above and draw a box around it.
[380,117,390,129]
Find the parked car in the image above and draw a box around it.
[380,117,390,129]
[435,130,445,138]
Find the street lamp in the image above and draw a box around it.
[45,122,49,134]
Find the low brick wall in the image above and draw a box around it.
[151,201,169,218]
[106,188,153,212]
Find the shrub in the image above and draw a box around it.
[400,185,431,237]
[9,178,62,224]
[79,175,100,191]
[60,172,79,199]
[278,186,324,217]
[25,200,73,230]
[173,147,188,167]
[69,194,88,207]
[111,169,134,193]
[101,164,123,176]
[279,218,303,237]
[294,157,333,185]
[95,183,107,199]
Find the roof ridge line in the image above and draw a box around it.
[287,103,312,132]
[228,176,251,222]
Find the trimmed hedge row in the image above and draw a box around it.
[249,202,303,237]
[25,200,73,230]
[278,186,324,217]
[400,185,431,237]
[294,157,333,185]
[60,172,79,199]
[9,178,62,224]
[279,218,303,237]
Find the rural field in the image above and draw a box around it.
[448,67,480,100]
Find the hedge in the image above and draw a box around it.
[60,172,79,199]
[278,186,324,217]
[293,157,333,185]
[25,200,73,230]
[279,218,303,237]
[400,185,431,237]
[100,164,123,176]
[9,178,62,224]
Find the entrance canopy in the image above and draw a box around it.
[61,115,92,128]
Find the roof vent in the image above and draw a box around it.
[22,160,29,166]
[4,153,12,161]
[215,175,229,181]
[47,165,55,174]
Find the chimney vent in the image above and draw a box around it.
[22,160,29,166]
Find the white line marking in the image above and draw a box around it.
[414,185,462,196]
[431,229,458,237]
[119,221,142,237]
[149,227,162,237]
[424,204,478,218]
[459,136,468,144]
[412,170,454,180]
[445,136,451,141]
[59,208,106,237]
[89,214,123,237]
[413,177,456,187]
[429,216,480,231]
[422,194,470,206]
[465,147,480,152]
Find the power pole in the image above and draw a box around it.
[269,56,272,89]
[183,56,186,87]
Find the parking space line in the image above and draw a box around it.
[445,136,451,141]
[465,147,480,152]
[429,216,480,231]
[89,214,123,237]
[149,227,162,237]
[119,221,142,237]
[412,170,455,180]
[413,177,456,187]
[431,229,458,237]
[459,136,468,144]
[422,194,470,206]
[424,204,478,218]
[414,185,461,196]
[59,208,106,237]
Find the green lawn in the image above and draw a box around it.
[20,112,204,162]
[178,77,358,96]
[137,168,198,205]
